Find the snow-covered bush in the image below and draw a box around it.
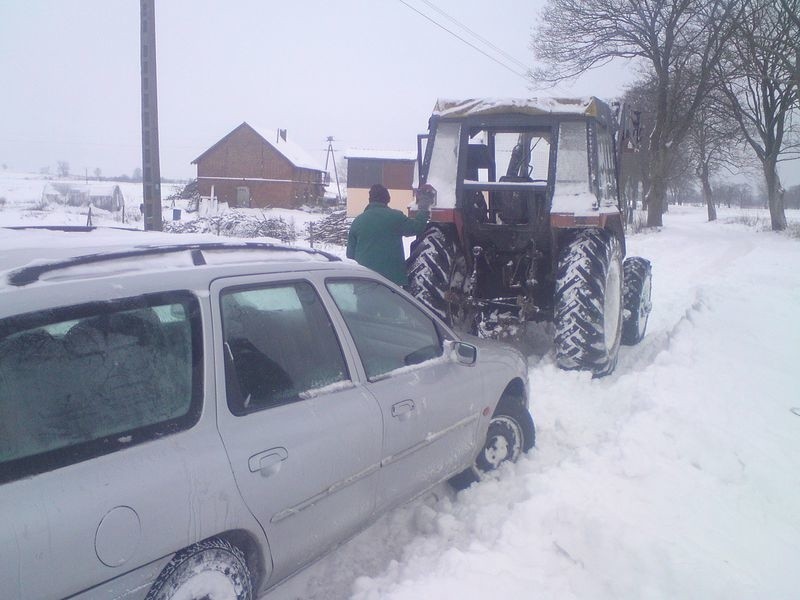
[164,212,298,242]
[306,210,350,245]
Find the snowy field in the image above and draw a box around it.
[1,172,799,599]
[0,170,183,227]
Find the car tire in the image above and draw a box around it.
[621,256,652,345]
[554,228,623,377]
[449,399,535,490]
[145,538,253,600]
[407,226,468,325]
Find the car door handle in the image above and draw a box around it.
[392,399,415,420]
[248,447,288,478]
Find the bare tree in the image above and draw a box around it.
[94,168,102,180]
[57,161,70,178]
[531,0,749,227]
[785,183,800,209]
[619,77,657,219]
[686,94,745,221]
[778,0,800,103]
[715,181,754,207]
[717,0,799,230]
[663,141,697,206]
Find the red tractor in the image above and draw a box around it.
[407,97,652,376]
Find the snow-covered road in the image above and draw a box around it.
[268,207,800,599]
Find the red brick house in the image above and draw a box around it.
[192,123,329,209]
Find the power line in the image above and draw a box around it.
[417,0,530,72]
[395,0,529,81]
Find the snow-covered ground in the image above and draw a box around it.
[2,172,798,599]
[267,206,800,600]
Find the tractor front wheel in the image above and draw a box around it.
[621,256,652,345]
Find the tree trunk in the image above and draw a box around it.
[646,148,667,226]
[700,164,717,221]
[764,160,787,231]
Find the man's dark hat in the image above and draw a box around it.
[368,184,390,203]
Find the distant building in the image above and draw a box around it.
[192,123,329,209]
[345,150,416,217]
[42,183,124,212]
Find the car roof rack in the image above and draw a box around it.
[6,242,341,287]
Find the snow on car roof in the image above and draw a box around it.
[432,97,609,119]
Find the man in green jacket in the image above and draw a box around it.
[347,184,431,287]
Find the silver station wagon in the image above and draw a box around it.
[0,228,535,600]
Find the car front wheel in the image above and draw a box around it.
[449,399,535,490]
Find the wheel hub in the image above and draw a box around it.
[170,571,238,600]
[476,415,523,476]
[483,435,510,467]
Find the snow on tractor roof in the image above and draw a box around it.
[432,97,612,120]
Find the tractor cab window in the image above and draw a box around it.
[594,124,617,207]
[462,128,550,225]
[425,122,461,209]
[555,121,591,195]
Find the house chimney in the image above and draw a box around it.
[278,129,287,142]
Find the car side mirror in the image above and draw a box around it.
[447,340,477,365]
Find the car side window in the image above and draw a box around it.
[326,279,443,380]
[0,292,202,484]
[221,281,349,415]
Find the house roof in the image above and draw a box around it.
[192,122,324,171]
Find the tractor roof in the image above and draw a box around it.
[432,97,615,124]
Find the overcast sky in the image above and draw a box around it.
[1,0,795,186]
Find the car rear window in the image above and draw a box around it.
[0,292,202,483]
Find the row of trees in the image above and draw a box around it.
[531,0,799,230]
[41,162,145,182]
[41,163,183,185]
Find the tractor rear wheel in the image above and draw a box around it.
[407,227,468,326]
[554,229,623,376]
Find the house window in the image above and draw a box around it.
[236,186,251,208]
[348,159,383,189]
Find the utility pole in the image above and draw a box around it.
[140,0,162,231]
[324,136,342,204]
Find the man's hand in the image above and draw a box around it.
[416,184,436,210]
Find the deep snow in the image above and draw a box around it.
[1,177,798,599]
[268,207,800,600]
